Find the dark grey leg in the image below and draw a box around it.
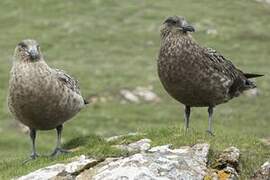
[50,124,69,156]
[23,129,39,164]
[206,106,215,136]
[184,105,191,131]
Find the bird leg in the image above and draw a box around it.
[206,106,215,136]
[23,129,39,164]
[184,105,191,132]
[50,124,69,156]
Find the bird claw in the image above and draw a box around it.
[206,130,215,136]
[50,148,69,157]
[23,153,39,164]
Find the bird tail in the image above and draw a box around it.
[244,80,256,89]
[243,73,263,90]
[244,73,264,79]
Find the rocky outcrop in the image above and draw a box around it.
[15,141,210,180]
[120,86,160,103]
[16,155,101,180]
[206,146,240,180]
[256,0,270,5]
[260,137,270,146]
[112,138,152,152]
[15,138,269,180]
[88,143,209,180]
[106,132,145,143]
[251,161,270,180]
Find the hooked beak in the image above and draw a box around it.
[182,24,195,32]
[28,46,40,60]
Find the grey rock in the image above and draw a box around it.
[216,146,240,170]
[129,139,151,151]
[223,167,239,180]
[222,146,240,160]
[256,0,270,4]
[17,164,68,180]
[120,86,160,103]
[260,137,270,146]
[76,158,120,180]
[91,143,210,180]
[133,86,160,102]
[206,28,218,35]
[13,121,30,134]
[148,144,173,153]
[120,89,140,103]
[114,139,152,152]
[251,161,270,180]
[16,141,213,180]
[207,146,240,180]
[16,155,98,180]
[106,132,145,142]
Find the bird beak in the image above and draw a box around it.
[28,46,40,60]
[182,24,195,32]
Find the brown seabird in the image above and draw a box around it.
[8,39,88,161]
[157,16,263,135]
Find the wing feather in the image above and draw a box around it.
[203,48,249,97]
[204,48,242,80]
[53,69,81,95]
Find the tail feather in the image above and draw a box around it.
[244,73,264,79]
[245,79,256,89]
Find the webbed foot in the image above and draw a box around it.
[23,152,40,164]
[206,130,215,136]
[50,148,69,157]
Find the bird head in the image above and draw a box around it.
[14,39,42,62]
[160,16,195,37]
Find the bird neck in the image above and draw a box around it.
[12,58,49,73]
[161,28,192,39]
[160,32,196,56]
[13,56,45,64]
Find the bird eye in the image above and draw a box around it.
[18,42,27,49]
[165,19,177,25]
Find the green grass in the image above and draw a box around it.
[0,0,269,179]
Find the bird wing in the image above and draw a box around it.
[204,48,242,80]
[53,68,81,95]
[203,47,253,97]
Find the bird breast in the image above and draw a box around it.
[8,62,84,130]
[158,36,231,106]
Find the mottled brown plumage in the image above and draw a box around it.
[8,39,87,160]
[157,16,263,135]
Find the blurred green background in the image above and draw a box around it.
[0,0,269,179]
